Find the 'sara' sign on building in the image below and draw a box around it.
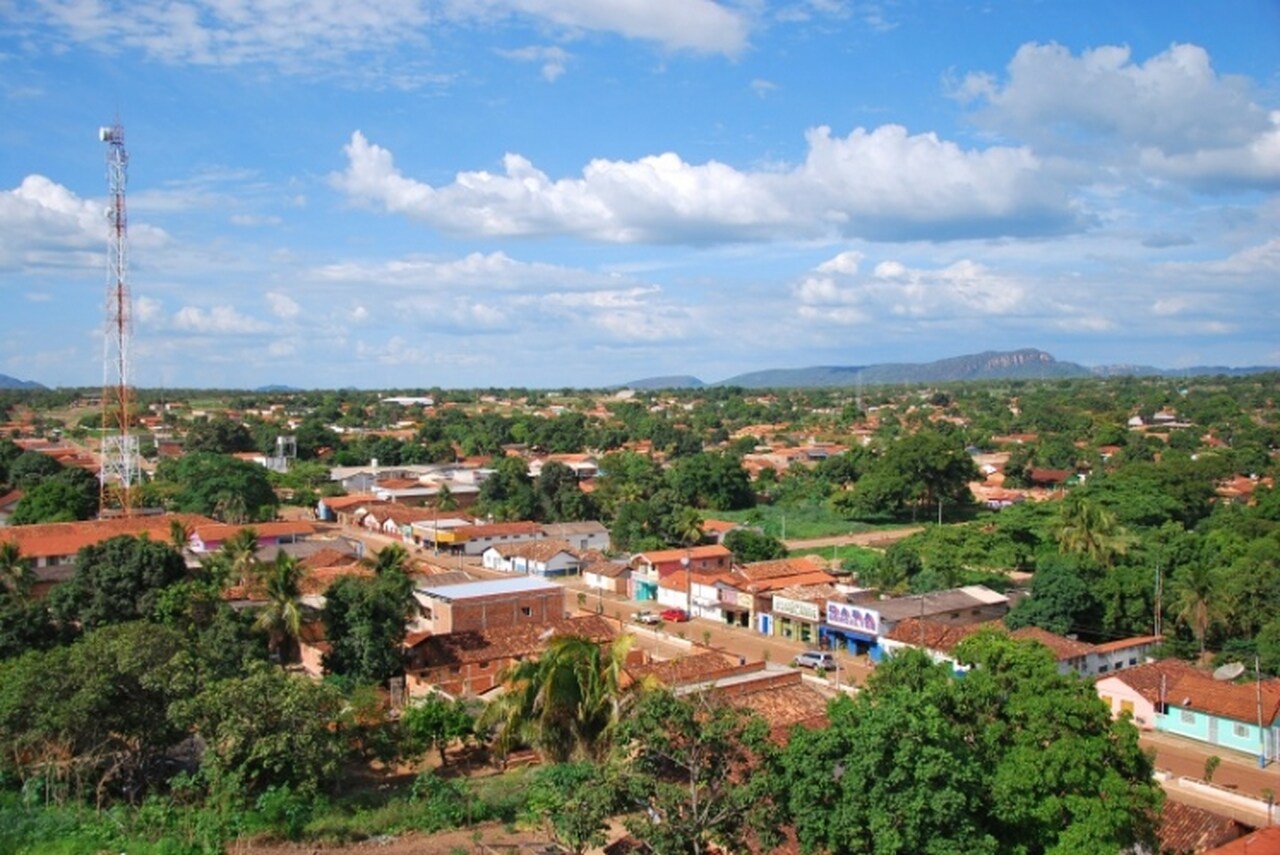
[826,602,880,636]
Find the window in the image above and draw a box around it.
[1129,658,1138,666]
[1098,664,1109,673]
[521,606,532,616]
[1234,723,1250,738]
[479,661,490,670]
[1180,709,1195,724]
[1120,700,1134,715]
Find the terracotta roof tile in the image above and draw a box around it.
[488,538,578,562]
[411,615,617,666]
[626,651,742,687]
[736,556,827,583]
[0,513,215,558]
[1159,799,1247,853]
[1009,626,1095,659]
[885,618,999,652]
[1168,670,1280,725]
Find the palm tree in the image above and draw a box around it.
[673,507,705,548]
[361,542,411,576]
[482,634,642,764]
[0,541,34,601]
[1172,564,1221,657]
[168,518,194,553]
[434,484,458,513]
[1054,494,1134,568]
[221,526,260,587]
[253,550,305,665]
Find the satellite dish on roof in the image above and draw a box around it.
[1213,661,1246,681]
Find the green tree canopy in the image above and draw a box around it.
[48,535,188,631]
[777,634,1161,855]
[320,569,414,685]
[155,452,278,522]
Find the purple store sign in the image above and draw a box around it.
[825,602,879,636]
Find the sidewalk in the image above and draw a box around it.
[1140,729,1279,803]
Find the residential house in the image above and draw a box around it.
[1157,800,1250,855]
[481,539,582,577]
[404,614,616,698]
[877,617,999,671]
[188,520,315,554]
[629,544,732,603]
[538,521,610,552]
[582,558,631,597]
[0,513,215,596]
[409,514,475,550]
[1009,627,1160,678]
[1094,658,1202,730]
[316,494,381,524]
[435,521,544,557]
[1158,669,1280,765]
[412,575,565,635]
[0,490,22,527]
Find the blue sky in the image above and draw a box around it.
[2,1,1278,389]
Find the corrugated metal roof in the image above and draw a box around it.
[417,574,560,601]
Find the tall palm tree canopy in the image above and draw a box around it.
[254,550,305,663]
[0,541,34,600]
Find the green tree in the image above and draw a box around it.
[253,551,305,664]
[155,452,278,522]
[173,663,346,800]
[7,450,64,488]
[9,468,99,524]
[221,526,261,586]
[723,528,788,563]
[360,541,411,576]
[400,694,475,767]
[321,569,414,684]
[48,535,188,631]
[535,460,597,522]
[615,689,780,855]
[777,635,1161,854]
[183,415,257,454]
[844,428,977,521]
[522,762,615,855]
[0,622,186,804]
[1004,555,1100,637]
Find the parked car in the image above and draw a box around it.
[792,650,836,670]
[632,610,661,625]
[660,608,690,623]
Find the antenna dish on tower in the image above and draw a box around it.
[1212,661,1245,681]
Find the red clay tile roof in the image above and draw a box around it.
[885,618,1000,652]
[1095,658,1202,704]
[194,520,314,542]
[454,521,542,538]
[625,651,742,688]
[1204,827,1280,854]
[747,570,837,593]
[1009,626,1095,659]
[1158,799,1247,853]
[725,671,831,737]
[410,615,617,666]
[735,556,827,583]
[0,513,215,558]
[300,547,361,569]
[0,489,24,509]
[488,538,578,562]
[633,544,732,564]
[1167,670,1280,725]
[319,494,382,511]
[298,564,372,597]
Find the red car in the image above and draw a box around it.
[660,608,690,623]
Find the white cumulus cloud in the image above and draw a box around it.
[332,124,1074,244]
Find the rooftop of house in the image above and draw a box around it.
[1008,626,1097,660]
[319,494,382,511]
[1093,658,1203,703]
[416,573,561,602]
[883,618,1001,652]
[625,650,743,688]
[1167,670,1280,725]
[193,520,315,543]
[538,520,609,536]
[735,555,828,583]
[409,614,616,666]
[486,538,578,562]
[0,513,215,558]
[632,543,733,565]
[875,585,1009,621]
[1158,800,1248,854]
[453,521,543,539]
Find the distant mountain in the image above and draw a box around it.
[0,373,47,390]
[622,375,706,390]
[714,349,1088,388]
[619,349,1277,391]
[255,384,303,392]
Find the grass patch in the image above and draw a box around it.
[792,544,881,576]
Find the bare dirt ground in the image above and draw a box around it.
[229,822,560,855]
[784,525,924,551]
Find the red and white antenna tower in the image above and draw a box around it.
[99,121,139,517]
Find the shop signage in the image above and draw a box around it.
[772,596,820,622]
[825,602,880,635]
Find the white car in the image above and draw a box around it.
[792,651,836,670]
[632,610,661,625]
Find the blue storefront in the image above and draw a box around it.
[821,602,881,657]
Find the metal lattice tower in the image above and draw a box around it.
[99,121,139,516]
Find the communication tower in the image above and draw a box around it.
[98,121,140,516]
